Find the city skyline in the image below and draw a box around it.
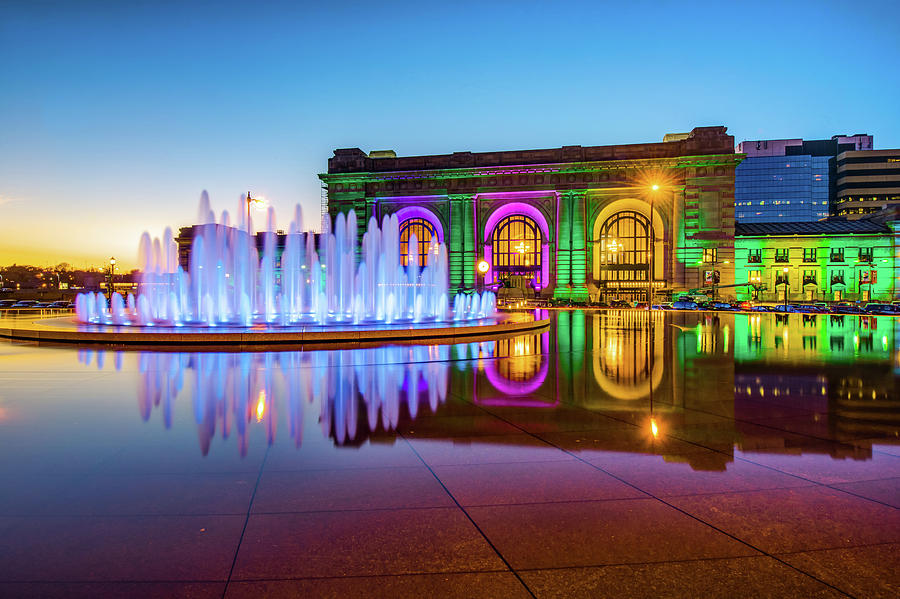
[2,0,899,269]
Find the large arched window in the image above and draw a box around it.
[399,218,436,267]
[597,211,650,285]
[491,214,542,286]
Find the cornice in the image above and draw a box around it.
[319,154,743,184]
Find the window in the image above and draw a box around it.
[831,270,845,286]
[597,211,651,285]
[702,248,717,264]
[802,269,817,285]
[748,269,762,285]
[775,248,789,263]
[858,248,873,263]
[748,249,762,264]
[491,214,542,286]
[399,218,436,267]
[830,248,844,262]
[802,248,816,263]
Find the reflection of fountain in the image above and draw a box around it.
[81,345,452,456]
[75,192,495,327]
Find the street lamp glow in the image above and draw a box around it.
[651,184,660,191]
[477,259,490,274]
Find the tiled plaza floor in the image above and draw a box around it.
[0,311,897,597]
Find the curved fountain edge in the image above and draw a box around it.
[0,315,550,348]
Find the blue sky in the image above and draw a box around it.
[1,0,898,267]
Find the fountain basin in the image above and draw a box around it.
[0,312,549,349]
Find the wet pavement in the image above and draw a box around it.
[0,310,897,598]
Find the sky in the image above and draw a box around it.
[1,0,899,269]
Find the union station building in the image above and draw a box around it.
[321,127,742,303]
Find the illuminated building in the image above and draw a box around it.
[735,134,873,223]
[834,149,900,218]
[322,127,741,302]
[734,219,899,302]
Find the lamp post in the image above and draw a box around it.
[245,192,265,235]
[782,266,789,311]
[648,184,659,309]
[477,259,489,294]
[108,257,116,301]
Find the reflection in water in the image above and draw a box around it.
[78,311,898,467]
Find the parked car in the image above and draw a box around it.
[11,300,37,308]
[864,303,899,315]
[610,300,630,308]
[832,303,865,315]
[709,301,736,311]
[31,302,52,308]
[0,299,17,308]
[49,300,72,308]
[673,299,699,310]
[749,305,770,312]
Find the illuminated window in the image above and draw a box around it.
[597,211,651,285]
[702,248,717,264]
[491,214,542,286]
[399,218,436,267]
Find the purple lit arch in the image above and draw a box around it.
[481,202,551,289]
[393,206,445,244]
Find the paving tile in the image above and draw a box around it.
[480,408,635,434]
[263,438,423,471]
[736,447,900,484]
[467,499,757,570]
[537,430,730,471]
[252,467,453,513]
[51,472,256,515]
[397,414,522,438]
[668,487,900,553]
[832,477,900,507]
[595,453,813,497]
[520,556,843,598]
[408,434,574,467]
[432,460,645,506]
[0,474,82,515]
[0,515,244,581]
[778,543,900,599]
[224,572,530,599]
[0,582,225,598]
[231,508,504,579]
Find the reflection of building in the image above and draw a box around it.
[734,220,899,302]
[735,134,872,223]
[322,127,741,303]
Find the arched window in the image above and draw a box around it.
[399,218,436,267]
[597,211,651,286]
[491,214,542,286]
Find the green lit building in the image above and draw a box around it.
[321,127,741,302]
[734,220,899,302]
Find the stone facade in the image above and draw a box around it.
[321,127,742,302]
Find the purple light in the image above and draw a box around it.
[480,200,551,288]
[393,206,445,243]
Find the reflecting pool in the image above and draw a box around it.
[0,311,898,598]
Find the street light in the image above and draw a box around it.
[782,266,789,312]
[245,192,266,235]
[108,257,116,300]
[647,184,660,309]
[477,259,489,293]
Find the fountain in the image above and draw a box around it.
[75,191,496,328]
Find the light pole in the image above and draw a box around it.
[477,259,489,295]
[245,192,265,235]
[108,257,116,301]
[782,266,789,311]
[647,184,659,309]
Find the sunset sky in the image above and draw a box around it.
[2,0,899,270]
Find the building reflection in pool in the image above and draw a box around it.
[77,311,898,467]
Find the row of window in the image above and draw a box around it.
[748,268,878,286]
[747,248,875,263]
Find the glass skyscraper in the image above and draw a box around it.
[735,155,830,222]
[734,135,873,223]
